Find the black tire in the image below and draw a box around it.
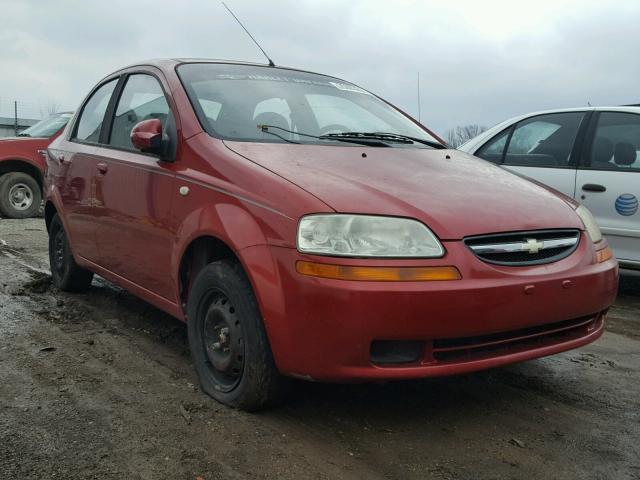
[0,172,42,219]
[187,260,287,411]
[48,214,94,292]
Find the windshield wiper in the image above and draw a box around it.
[258,124,391,147]
[17,132,30,137]
[257,125,300,144]
[321,132,446,149]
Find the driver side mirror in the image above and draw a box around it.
[131,119,172,160]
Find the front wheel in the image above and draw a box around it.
[48,214,94,292]
[187,260,287,411]
[0,172,41,219]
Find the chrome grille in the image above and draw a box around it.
[464,229,580,266]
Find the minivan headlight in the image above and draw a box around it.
[297,214,444,257]
[575,205,603,243]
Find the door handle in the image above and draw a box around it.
[97,162,108,174]
[582,183,606,192]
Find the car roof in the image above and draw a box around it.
[110,58,343,82]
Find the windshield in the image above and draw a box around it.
[177,63,440,147]
[18,113,73,138]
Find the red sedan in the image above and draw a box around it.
[0,112,72,218]
[44,60,618,410]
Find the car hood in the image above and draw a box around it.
[224,142,582,240]
[0,136,44,144]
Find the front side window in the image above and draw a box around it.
[74,79,118,142]
[177,63,439,147]
[109,74,171,150]
[503,112,584,167]
[18,113,73,138]
[476,128,510,164]
[587,112,640,170]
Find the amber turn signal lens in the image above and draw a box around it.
[295,261,462,281]
[596,246,613,263]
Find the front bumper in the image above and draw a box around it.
[242,235,618,381]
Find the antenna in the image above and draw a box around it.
[221,2,275,67]
[417,72,422,123]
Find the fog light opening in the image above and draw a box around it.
[370,340,424,365]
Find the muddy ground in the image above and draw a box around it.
[0,218,638,480]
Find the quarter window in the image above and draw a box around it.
[504,112,584,167]
[109,74,171,150]
[587,112,640,171]
[74,79,118,143]
[476,128,510,164]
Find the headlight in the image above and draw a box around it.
[297,214,444,257]
[575,205,602,243]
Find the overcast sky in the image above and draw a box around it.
[1,0,639,135]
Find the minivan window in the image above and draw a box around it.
[587,112,640,171]
[74,79,118,143]
[177,63,439,147]
[503,112,584,167]
[109,74,171,150]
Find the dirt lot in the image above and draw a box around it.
[1,218,639,480]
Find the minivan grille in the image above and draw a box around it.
[464,229,580,266]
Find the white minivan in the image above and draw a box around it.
[459,107,640,270]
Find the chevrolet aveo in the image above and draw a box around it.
[45,59,618,410]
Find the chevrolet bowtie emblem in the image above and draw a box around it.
[523,238,544,254]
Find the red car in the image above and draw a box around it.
[0,112,72,218]
[44,60,618,410]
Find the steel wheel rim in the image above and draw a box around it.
[8,183,33,210]
[201,291,245,392]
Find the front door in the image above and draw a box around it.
[474,111,588,198]
[92,72,178,300]
[576,111,640,265]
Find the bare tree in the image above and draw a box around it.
[444,124,488,148]
[39,100,62,118]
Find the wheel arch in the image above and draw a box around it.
[44,201,58,232]
[177,234,242,308]
[0,158,43,189]
[173,202,271,311]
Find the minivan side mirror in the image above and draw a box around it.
[131,119,165,155]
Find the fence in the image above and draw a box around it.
[0,98,47,137]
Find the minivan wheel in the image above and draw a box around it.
[187,260,287,411]
[48,214,94,292]
[0,172,41,219]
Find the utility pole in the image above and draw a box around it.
[14,101,18,136]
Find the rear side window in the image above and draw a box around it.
[587,112,640,171]
[504,112,584,167]
[109,74,171,150]
[74,79,118,142]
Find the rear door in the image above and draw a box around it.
[56,78,119,261]
[474,111,589,198]
[91,71,178,300]
[576,111,640,266]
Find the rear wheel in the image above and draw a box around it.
[48,214,94,292]
[187,260,287,411]
[0,172,41,219]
